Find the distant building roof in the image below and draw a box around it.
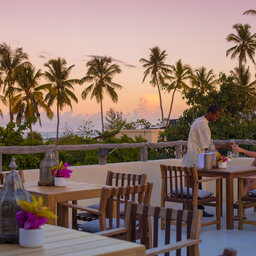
[163,118,178,127]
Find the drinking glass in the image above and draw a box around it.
[227,151,233,158]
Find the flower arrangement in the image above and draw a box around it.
[216,152,228,163]
[16,196,57,229]
[51,161,72,178]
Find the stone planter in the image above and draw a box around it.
[54,177,67,187]
[19,228,44,248]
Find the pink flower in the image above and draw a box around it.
[16,210,48,230]
[51,162,72,178]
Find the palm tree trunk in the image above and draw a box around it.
[155,76,164,123]
[166,87,177,128]
[8,89,13,122]
[100,98,104,131]
[239,54,243,71]
[56,102,59,144]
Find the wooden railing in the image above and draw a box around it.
[0,139,255,171]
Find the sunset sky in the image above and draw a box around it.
[0,0,255,131]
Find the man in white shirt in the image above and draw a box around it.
[182,105,231,217]
[182,115,212,167]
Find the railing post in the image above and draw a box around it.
[98,149,108,165]
[0,153,2,172]
[140,145,148,162]
[175,144,183,159]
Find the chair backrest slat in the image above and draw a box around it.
[100,183,153,232]
[106,171,147,187]
[179,167,184,199]
[127,203,203,256]
[165,208,172,255]
[176,210,183,256]
[161,164,197,201]
[153,207,160,248]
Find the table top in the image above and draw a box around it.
[198,165,256,176]
[0,224,145,256]
[24,181,104,196]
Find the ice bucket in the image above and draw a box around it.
[198,152,215,170]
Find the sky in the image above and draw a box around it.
[0,0,255,132]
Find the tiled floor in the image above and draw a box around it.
[199,207,256,256]
[75,204,255,256]
[160,204,256,256]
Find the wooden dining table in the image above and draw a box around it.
[0,224,145,256]
[198,165,256,229]
[24,181,104,226]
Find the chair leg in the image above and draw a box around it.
[238,179,243,230]
[161,200,165,230]
[220,179,223,216]
[147,216,152,249]
[216,179,221,230]
[216,203,221,230]
[238,200,244,230]
[72,200,78,230]
[188,244,200,256]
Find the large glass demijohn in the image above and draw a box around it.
[38,145,58,186]
[0,157,32,243]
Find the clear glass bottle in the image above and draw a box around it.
[0,158,32,243]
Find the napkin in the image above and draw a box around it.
[198,153,204,168]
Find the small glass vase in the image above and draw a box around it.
[218,161,227,169]
[54,177,67,187]
[19,228,44,248]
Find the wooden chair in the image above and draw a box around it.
[160,164,221,229]
[0,170,25,184]
[218,248,237,256]
[73,171,147,224]
[59,183,153,235]
[238,176,256,229]
[99,202,203,256]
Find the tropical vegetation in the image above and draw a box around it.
[44,57,79,143]
[0,9,256,170]
[0,43,28,122]
[140,46,172,124]
[80,56,122,131]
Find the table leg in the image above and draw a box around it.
[226,176,234,229]
[220,179,223,216]
[57,202,69,228]
[46,196,56,225]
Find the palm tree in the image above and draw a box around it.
[243,10,256,15]
[0,43,29,122]
[140,46,172,123]
[81,57,122,131]
[190,66,216,94]
[163,60,191,126]
[226,24,256,69]
[12,64,53,140]
[44,58,79,143]
[231,65,256,111]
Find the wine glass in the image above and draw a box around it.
[227,151,234,158]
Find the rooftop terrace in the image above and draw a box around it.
[21,156,256,255]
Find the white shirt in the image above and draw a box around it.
[182,116,211,167]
